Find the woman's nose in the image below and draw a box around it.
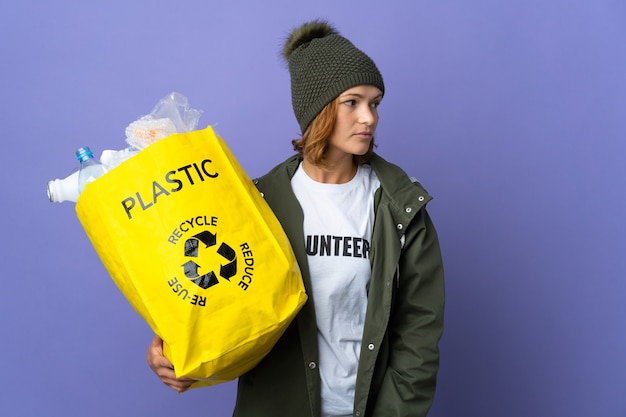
[358,106,376,125]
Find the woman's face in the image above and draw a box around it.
[327,85,383,160]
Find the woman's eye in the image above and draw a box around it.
[370,101,381,109]
[344,99,356,106]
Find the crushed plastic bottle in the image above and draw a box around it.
[47,170,80,203]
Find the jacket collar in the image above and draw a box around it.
[368,153,432,210]
[367,153,432,235]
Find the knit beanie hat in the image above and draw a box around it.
[282,20,385,133]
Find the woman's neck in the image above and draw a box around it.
[301,156,357,184]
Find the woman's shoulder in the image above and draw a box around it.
[253,154,300,188]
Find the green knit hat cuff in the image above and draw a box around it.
[297,71,385,133]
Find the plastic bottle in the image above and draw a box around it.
[47,147,108,203]
[47,170,80,203]
[76,146,108,194]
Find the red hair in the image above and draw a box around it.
[292,97,375,166]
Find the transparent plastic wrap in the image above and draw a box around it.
[125,92,203,150]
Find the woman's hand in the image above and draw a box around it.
[146,334,195,393]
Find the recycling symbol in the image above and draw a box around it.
[182,230,237,289]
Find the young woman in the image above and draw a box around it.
[147,20,445,417]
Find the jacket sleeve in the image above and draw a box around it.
[372,209,445,417]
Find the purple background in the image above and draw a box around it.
[2,1,625,416]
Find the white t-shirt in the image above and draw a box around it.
[291,163,380,417]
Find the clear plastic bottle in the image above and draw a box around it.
[47,147,108,203]
[76,146,108,194]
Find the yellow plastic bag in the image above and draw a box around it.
[76,126,307,387]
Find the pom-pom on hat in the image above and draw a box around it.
[282,20,385,133]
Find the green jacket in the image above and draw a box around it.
[233,153,445,417]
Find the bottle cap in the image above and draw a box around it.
[76,147,94,163]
